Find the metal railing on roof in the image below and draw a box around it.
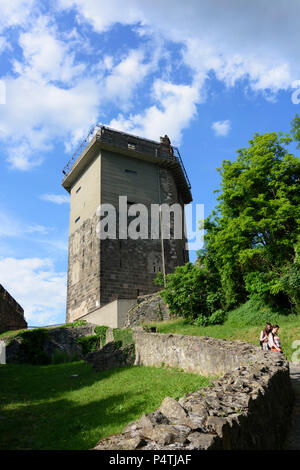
[62,124,191,190]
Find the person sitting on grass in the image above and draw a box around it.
[268,324,283,353]
[259,322,272,350]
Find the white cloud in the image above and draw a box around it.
[104,49,155,109]
[0,207,67,253]
[0,0,35,32]
[0,209,48,237]
[211,120,231,137]
[2,1,300,172]
[59,0,300,93]
[0,257,66,325]
[41,194,70,205]
[110,79,201,145]
[14,16,85,83]
[0,14,164,170]
[58,0,144,33]
[1,74,100,170]
[0,14,101,170]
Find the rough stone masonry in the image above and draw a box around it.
[0,284,27,334]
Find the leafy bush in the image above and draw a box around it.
[193,309,227,326]
[155,262,223,324]
[16,329,50,365]
[76,335,101,356]
[94,325,108,347]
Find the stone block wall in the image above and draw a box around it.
[133,330,259,376]
[0,284,27,334]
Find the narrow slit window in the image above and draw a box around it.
[76,186,81,193]
[75,216,80,223]
[125,169,137,175]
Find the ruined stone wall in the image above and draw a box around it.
[4,324,96,363]
[125,293,170,327]
[133,331,259,376]
[0,284,27,333]
[93,332,294,450]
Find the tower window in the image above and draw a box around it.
[76,186,81,193]
[125,169,137,175]
[75,216,80,223]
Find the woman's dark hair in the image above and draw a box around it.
[264,322,271,334]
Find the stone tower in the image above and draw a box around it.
[62,126,192,325]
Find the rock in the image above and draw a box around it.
[187,432,219,450]
[206,416,228,438]
[93,434,144,450]
[125,293,170,327]
[148,425,187,445]
[159,396,187,421]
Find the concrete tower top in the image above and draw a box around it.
[62,126,192,203]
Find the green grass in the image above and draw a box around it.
[0,329,27,341]
[146,317,300,361]
[0,321,88,341]
[0,362,210,450]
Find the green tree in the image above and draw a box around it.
[156,117,300,323]
[203,127,300,311]
[154,262,224,324]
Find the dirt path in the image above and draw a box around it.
[286,362,300,450]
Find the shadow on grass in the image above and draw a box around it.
[0,390,148,450]
[0,362,138,404]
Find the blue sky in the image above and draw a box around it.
[0,0,300,326]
